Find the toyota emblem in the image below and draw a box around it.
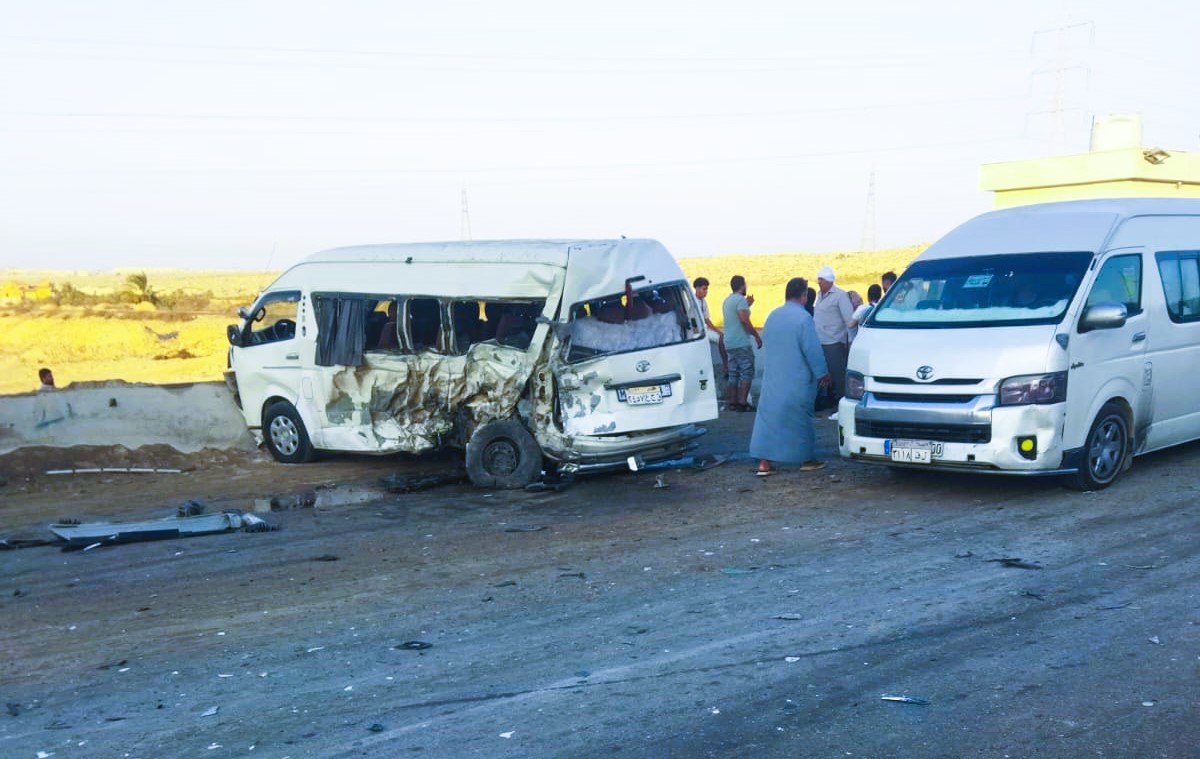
[915,365,934,381]
[636,360,651,373]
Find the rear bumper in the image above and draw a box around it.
[552,424,706,473]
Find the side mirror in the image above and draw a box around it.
[227,324,244,347]
[1078,302,1127,333]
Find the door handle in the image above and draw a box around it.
[286,352,300,360]
[1131,332,1146,343]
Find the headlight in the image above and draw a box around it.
[998,372,1067,406]
[845,371,865,401]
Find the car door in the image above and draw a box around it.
[1062,250,1149,449]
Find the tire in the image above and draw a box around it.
[465,419,543,489]
[263,401,315,464]
[1066,402,1129,491]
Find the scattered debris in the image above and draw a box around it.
[558,572,586,579]
[492,580,517,588]
[0,536,58,550]
[368,723,385,733]
[954,550,974,559]
[653,474,670,489]
[720,567,756,576]
[1124,564,1156,570]
[200,706,219,717]
[1099,602,1133,611]
[1020,590,1045,601]
[46,467,183,475]
[97,659,128,671]
[784,656,801,663]
[177,500,207,517]
[503,525,547,533]
[270,491,317,511]
[499,731,515,739]
[1148,636,1161,645]
[881,694,930,705]
[524,471,575,492]
[772,614,803,621]
[380,472,464,494]
[395,641,432,650]
[986,557,1043,570]
[311,554,340,562]
[6,702,20,717]
[49,509,275,549]
[12,589,26,598]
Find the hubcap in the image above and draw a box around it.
[269,415,300,456]
[482,438,519,476]
[1088,417,1124,482]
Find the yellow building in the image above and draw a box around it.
[981,115,1200,209]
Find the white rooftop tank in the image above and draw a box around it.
[1090,113,1143,152]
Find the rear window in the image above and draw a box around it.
[566,281,703,363]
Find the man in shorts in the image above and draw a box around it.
[721,275,761,411]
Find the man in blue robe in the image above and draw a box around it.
[750,277,832,475]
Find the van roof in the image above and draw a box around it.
[921,198,1200,261]
[300,239,651,267]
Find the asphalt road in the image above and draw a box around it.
[2,412,1199,758]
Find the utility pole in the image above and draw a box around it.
[860,165,877,252]
[460,187,473,241]
[1027,19,1094,155]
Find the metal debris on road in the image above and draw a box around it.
[395,641,433,650]
[200,706,219,717]
[986,557,1043,570]
[1099,601,1133,610]
[1148,636,1161,645]
[380,471,464,494]
[558,571,586,579]
[772,614,803,621]
[1020,590,1045,600]
[368,723,385,733]
[503,525,547,533]
[720,567,756,576]
[311,554,340,562]
[881,695,930,705]
[653,474,670,489]
[49,509,276,549]
[46,467,183,475]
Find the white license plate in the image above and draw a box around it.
[887,439,942,463]
[625,386,664,405]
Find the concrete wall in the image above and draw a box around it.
[0,381,256,455]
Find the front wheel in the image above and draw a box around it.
[465,419,543,489]
[1066,402,1129,491]
[263,401,315,464]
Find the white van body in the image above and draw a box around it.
[226,239,718,487]
[839,198,1200,489]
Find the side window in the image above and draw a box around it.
[367,300,399,352]
[406,298,443,353]
[246,291,300,346]
[1156,251,1200,323]
[450,300,484,355]
[1085,254,1142,316]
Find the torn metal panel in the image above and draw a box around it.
[49,511,256,548]
[318,342,537,454]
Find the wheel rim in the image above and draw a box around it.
[1087,416,1124,483]
[269,415,300,457]
[481,438,520,476]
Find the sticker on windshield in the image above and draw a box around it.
[963,274,993,289]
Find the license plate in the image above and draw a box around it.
[886,439,943,463]
[624,386,663,405]
[617,384,671,405]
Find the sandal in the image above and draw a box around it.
[799,460,826,472]
[756,462,776,477]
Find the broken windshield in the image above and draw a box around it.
[869,252,1093,329]
[566,281,703,363]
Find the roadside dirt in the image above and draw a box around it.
[2,413,1199,758]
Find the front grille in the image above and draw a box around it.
[872,393,978,403]
[874,377,982,385]
[856,420,991,444]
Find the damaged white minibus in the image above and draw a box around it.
[226,239,718,487]
[839,198,1200,490]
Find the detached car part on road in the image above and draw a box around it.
[839,198,1200,490]
[226,239,718,488]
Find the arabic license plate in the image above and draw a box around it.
[887,439,941,464]
[624,385,664,405]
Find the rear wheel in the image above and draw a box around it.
[465,419,543,489]
[263,401,315,464]
[1066,402,1129,491]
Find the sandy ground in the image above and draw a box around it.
[2,413,1199,758]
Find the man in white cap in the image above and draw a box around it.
[813,265,854,414]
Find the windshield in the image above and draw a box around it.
[566,281,703,363]
[869,252,1094,329]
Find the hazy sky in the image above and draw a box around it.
[1,0,1198,271]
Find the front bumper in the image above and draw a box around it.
[837,394,1075,475]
